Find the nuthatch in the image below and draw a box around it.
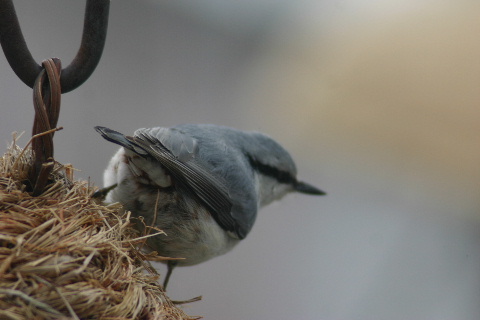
[95,124,324,288]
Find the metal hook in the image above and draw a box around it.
[0,0,110,93]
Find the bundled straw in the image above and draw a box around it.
[0,137,195,320]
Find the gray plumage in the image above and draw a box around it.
[95,124,324,287]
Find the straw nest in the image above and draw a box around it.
[0,137,196,320]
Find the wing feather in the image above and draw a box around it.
[129,132,236,233]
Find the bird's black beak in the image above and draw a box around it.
[294,181,326,195]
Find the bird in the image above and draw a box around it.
[94,124,325,288]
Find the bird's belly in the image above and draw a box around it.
[134,203,240,266]
[149,212,240,266]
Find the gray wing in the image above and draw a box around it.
[172,124,260,239]
[140,127,196,162]
[95,126,236,234]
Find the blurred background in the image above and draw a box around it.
[1,0,480,319]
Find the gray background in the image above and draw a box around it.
[1,1,480,319]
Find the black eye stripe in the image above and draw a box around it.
[247,155,295,185]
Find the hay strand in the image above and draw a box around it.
[0,137,197,320]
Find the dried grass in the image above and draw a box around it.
[0,137,196,320]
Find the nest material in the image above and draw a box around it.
[0,138,195,320]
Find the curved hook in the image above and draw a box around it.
[0,0,110,93]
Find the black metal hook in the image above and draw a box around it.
[0,0,110,93]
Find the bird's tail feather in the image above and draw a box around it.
[94,126,148,156]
